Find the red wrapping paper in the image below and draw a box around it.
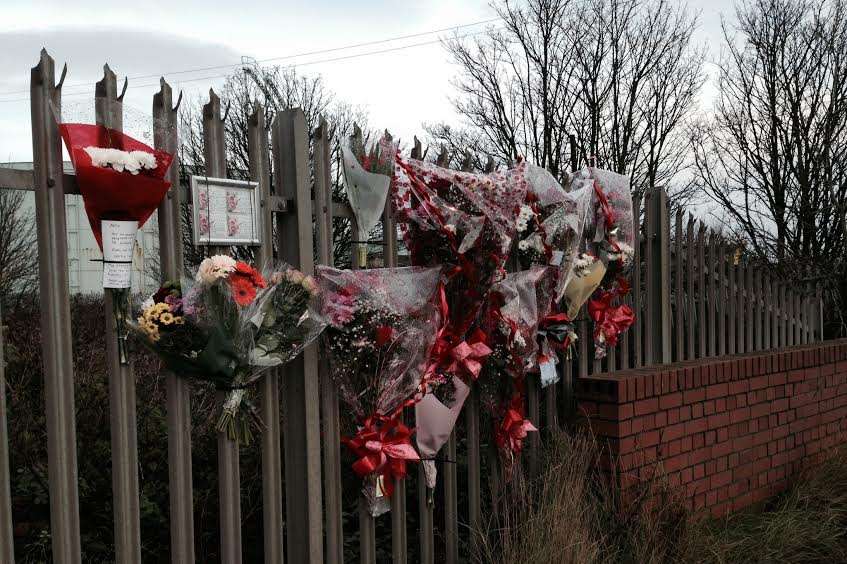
[59,123,174,250]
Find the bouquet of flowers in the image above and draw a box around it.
[59,123,174,364]
[562,167,636,358]
[133,255,324,444]
[476,268,547,479]
[393,156,527,484]
[316,265,443,516]
[342,131,398,267]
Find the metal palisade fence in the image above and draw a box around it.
[0,49,824,563]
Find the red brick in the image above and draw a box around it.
[634,397,658,416]
[660,392,683,410]
[707,383,729,400]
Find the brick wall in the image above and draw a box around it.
[576,340,847,517]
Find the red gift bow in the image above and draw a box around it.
[495,400,537,455]
[447,328,492,381]
[588,289,635,348]
[59,123,174,250]
[342,415,420,497]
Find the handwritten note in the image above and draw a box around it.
[102,220,137,288]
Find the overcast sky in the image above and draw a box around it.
[0,0,737,162]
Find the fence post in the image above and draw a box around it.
[249,103,286,564]
[202,90,244,564]
[273,108,324,564]
[646,187,671,364]
[314,118,344,564]
[31,49,82,564]
[411,140,435,564]
[0,314,13,563]
[93,64,142,564]
[632,194,644,367]
[152,79,196,564]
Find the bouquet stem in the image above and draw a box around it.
[109,287,130,365]
[217,387,264,445]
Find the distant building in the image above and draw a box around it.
[1,162,161,296]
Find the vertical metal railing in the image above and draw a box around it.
[31,49,82,564]
[94,65,142,564]
[273,108,324,564]
[153,77,196,564]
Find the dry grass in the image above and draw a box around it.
[475,432,847,564]
[688,450,847,564]
[473,430,689,564]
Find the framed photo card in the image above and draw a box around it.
[191,175,262,246]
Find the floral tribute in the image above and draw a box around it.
[59,123,175,364]
[476,268,550,478]
[316,265,444,516]
[563,167,636,359]
[393,154,527,487]
[342,132,398,267]
[132,255,324,444]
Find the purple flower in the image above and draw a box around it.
[165,294,183,314]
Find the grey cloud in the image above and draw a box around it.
[0,28,241,96]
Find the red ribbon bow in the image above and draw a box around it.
[342,415,420,497]
[495,401,537,455]
[447,329,492,381]
[588,290,635,348]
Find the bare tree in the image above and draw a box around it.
[429,0,705,202]
[691,0,847,334]
[179,64,368,267]
[0,188,37,309]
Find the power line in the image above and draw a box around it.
[0,17,500,100]
[0,26,495,104]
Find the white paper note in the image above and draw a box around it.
[540,357,559,388]
[102,220,137,289]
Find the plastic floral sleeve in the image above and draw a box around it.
[316,265,443,516]
[132,257,325,444]
[476,268,547,479]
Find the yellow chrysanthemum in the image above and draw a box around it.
[160,312,175,325]
[174,316,185,325]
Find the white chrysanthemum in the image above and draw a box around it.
[513,332,526,348]
[615,242,635,264]
[84,147,157,175]
[573,253,596,276]
[516,205,535,233]
[196,254,236,284]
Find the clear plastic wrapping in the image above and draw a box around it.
[131,257,324,444]
[316,265,443,516]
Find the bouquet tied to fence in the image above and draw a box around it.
[317,265,443,516]
[132,255,325,444]
[59,123,175,364]
[393,155,527,486]
[477,268,549,478]
[565,167,636,358]
[342,131,398,267]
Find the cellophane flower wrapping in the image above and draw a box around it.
[131,256,325,444]
[393,156,527,485]
[477,268,547,479]
[568,167,637,358]
[316,265,443,516]
[343,132,398,266]
[393,156,527,336]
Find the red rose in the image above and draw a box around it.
[375,325,393,347]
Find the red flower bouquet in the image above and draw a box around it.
[316,265,444,516]
[476,268,547,478]
[59,123,175,364]
[393,155,527,485]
